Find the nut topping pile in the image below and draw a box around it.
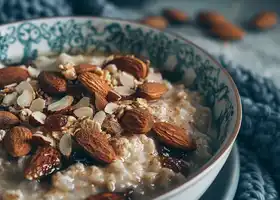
[0,53,212,200]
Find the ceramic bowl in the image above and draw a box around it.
[0,17,242,200]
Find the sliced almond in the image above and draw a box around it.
[93,111,106,126]
[59,134,72,157]
[72,97,91,109]
[73,107,94,118]
[15,81,34,94]
[95,93,108,111]
[136,82,168,100]
[78,72,111,97]
[17,90,33,108]
[114,86,135,97]
[2,92,18,106]
[104,103,119,114]
[27,66,41,78]
[119,72,135,88]
[4,83,17,89]
[32,133,55,147]
[30,98,46,112]
[29,111,47,126]
[47,96,74,112]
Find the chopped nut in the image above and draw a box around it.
[73,107,94,118]
[19,108,32,121]
[30,98,46,112]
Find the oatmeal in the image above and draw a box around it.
[0,53,213,200]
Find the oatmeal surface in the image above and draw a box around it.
[0,53,213,200]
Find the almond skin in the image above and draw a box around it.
[95,93,108,111]
[196,11,226,27]
[0,67,29,88]
[78,72,111,97]
[4,126,32,157]
[153,122,197,151]
[104,56,149,80]
[24,146,61,180]
[120,108,154,134]
[0,111,20,129]
[136,82,168,100]
[210,22,245,40]
[75,129,116,164]
[38,71,67,94]
[75,64,97,74]
[141,16,168,30]
[163,8,188,23]
[250,11,278,29]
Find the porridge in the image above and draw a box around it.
[0,53,213,200]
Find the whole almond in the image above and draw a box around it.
[38,71,67,94]
[163,8,188,23]
[75,129,116,164]
[136,82,168,100]
[4,126,32,157]
[153,122,197,151]
[196,11,226,27]
[210,22,245,40]
[0,67,29,88]
[78,72,111,97]
[24,146,61,180]
[120,108,154,134]
[104,56,149,80]
[0,111,20,129]
[95,93,108,111]
[141,16,168,30]
[75,64,97,74]
[250,11,278,29]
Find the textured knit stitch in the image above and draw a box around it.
[0,1,280,199]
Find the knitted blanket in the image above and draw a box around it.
[0,0,279,199]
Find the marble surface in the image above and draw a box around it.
[114,0,280,86]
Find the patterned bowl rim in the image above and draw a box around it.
[0,16,242,199]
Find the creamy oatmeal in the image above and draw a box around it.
[0,53,213,200]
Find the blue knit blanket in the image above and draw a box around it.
[0,0,280,199]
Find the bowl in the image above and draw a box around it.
[0,17,242,200]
